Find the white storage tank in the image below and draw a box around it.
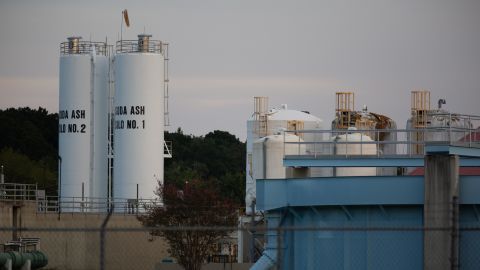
[246,101,324,214]
[113,34,166,202]
[333,128,377,176]
[247,133,307,214]
[406,92,473,155]
[58,37,109,211]
[406,112,472,143]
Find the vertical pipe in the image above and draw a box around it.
[263,138,267,179]
[360,132,363,155]
[82,182,85,212]
[58,156,62,214]
[237,216,243,263]
[100,208,113,270]
[298,134,300,156]
[89,48,96,210]
[12,206,18,240]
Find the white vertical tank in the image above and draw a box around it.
[90,46,109,202]
[248,133,307,213]
[246,103,324,214]
[113,34,165,201]
[59,37,109,210]
[333,128,377,176]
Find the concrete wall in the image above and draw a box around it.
[424,154,459,270]
[0,201,169,270]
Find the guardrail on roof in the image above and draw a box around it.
[283,113,480,159]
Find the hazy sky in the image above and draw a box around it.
[1,0,479,141]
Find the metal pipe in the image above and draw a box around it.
[58,156,62,214]
[100,207,113,270]
[250,212,282,270]
[0,251,48,270]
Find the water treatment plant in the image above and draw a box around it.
[0,24,479,270]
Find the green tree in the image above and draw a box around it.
[139,180,238,270]
[164,129,246,204]
[0,107,58,194]
[0,148,57,194]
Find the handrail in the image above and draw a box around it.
[164,140,173,158]
[60,41,111,56]
[116,40,166,54]
[1,183,159,214]
[38,196,161,214]
[0,183,38,202]
[283,124,480,159]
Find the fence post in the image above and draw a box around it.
[100,207,113,270]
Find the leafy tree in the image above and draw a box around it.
[0,148,57,194]
[0,107,247,202]
[0,107,58,162]
[139,180,238,270]
[0,107,58,194]
[164,129,246,204]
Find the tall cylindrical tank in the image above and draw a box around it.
[59,37,109,210]
[407,91,473,156]
[246,103,324,214]
[113,34,165,201]
[407,112,471,140]
[333,130,377,176]
[247,133,307,214]
[331,103,398,176]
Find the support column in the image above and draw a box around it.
[424,154,459,270]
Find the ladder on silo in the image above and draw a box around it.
[254,97,269,137]
[335,92,355,129]
[163,43,170,127]
[411,90,431,154]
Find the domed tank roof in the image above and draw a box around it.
[254,132,304,144]
[249,104,323,122]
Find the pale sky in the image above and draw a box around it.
[1,0,479,141]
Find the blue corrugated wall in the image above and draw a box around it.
[270,205,480,270]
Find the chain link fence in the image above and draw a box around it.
[1,223,480,270]
[270,226,480,270]
[0,224,247,270]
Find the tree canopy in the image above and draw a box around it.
[0,107,58,194]
[165,128,246,204]
[0,108,246,203]
[139,180,238,270]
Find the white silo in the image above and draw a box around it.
[58,37,109,211]
[113,34,167,202]
[406,91,472,155]
[248,133,307,212]
[252,133,307,179]
[246,97,324,214]
[333,128,377,176]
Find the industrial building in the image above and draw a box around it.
[0,33,173,270]
[246,91,480,270]
[1,30,479,270]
